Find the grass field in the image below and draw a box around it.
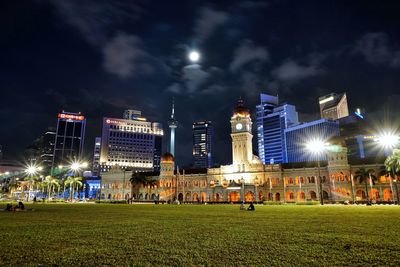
[1,204,400,266]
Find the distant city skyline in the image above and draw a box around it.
[1,1,400,166]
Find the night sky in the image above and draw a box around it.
[1,0,400,166]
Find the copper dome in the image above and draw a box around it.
[161,152,174,162]
[233,98,250,116]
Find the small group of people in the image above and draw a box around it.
[240,202,255,211]
[5,201,25,212]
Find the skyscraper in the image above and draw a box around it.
[284,119,340,163]
[192,121,214,168]
[39,128,56,170]
[319,93,349,120]
[168,100,178,157]
[52,112,86,168]
[256,93,298,164]
[256,94,279,163]
[0,145,3,160]
[92,137,101,174]
[99,110,163,172]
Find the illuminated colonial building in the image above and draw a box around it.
[101,99,396,204]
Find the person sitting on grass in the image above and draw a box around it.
[5,203,13,211]
[247,202,255,211]
[240,203,245,210]
[13,201,25,211]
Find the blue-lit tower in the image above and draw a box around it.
[168,100,178,157]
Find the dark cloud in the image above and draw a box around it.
[271,59,323,82]
[354,32,400,68]
[102,33,153,78]
[51,0,143,46]
[194,7,229,43]
[230,40,269,72]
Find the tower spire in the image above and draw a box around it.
[171,98,175,119]
[168,99,178,157]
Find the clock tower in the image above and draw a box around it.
[230,98,253,168]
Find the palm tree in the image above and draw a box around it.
[45,176,60,199]
[24,175,39,199]
[385,149,400,204]
[130,173,157,200]
[130,172,148,186]
[67,176,83,201]
[64,176,74,201]
[385,149,400,177]
[354,167,377,202]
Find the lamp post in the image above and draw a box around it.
[376,131,399,205]
[306,139,327,205]
[393,179,400,205]
[240,177,245,204]
[70,160,88,200]
[25,164,42,200]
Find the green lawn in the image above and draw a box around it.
[0,204,399,266]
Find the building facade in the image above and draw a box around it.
[39,128,56,170]
[285,119,340,163]
[258,101,299,164]
[52,112,86,168]
[99,110,163,172]
[92,137,101,174]
[256,93,279,163]
[100,99,396,204]
[193,121,214,168]
[319,93,349,120]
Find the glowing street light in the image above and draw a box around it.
[376,131,399,150]
[188,50,200,63]
[305,139,327,155]
[26,165,41,176]
[305,138,328,205]
[70,161,89,174]
[71,162,81,172]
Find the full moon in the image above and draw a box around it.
[188,50,200,62]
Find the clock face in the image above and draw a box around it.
[236,123,243,130]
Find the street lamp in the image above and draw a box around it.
[376,131,399,150]
[376,131,399,204]
[306,138,328,205]
[26,165,38,176]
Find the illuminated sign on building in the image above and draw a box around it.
[319,96,334,105]
[106,119,122,124]
[58,113,85,121]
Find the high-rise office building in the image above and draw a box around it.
[92,137,101,174]
[168,101,178,157]
[256,94,279,163]
[192,121,214,168]
[263,105,298,164]
[285,119,340,163]
[319,93,349,120]
[338,111,379,160]
[39,128,56,170]
[100,110,163,172]
[0,145,3,160]
[52,112,86,168]
[256,93,298,164]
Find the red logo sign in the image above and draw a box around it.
[58,113,85,121]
